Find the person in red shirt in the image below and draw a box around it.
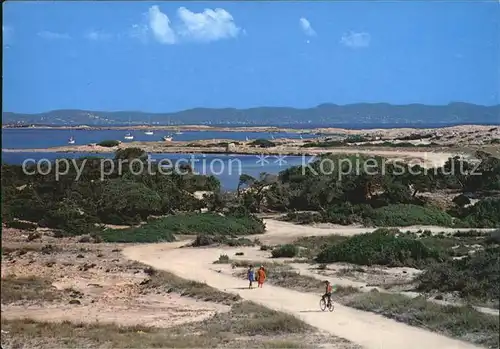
[322,280,334,307]
[257,266,266,288]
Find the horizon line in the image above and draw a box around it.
[4,101,500,115]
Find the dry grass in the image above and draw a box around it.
[213,301,312,335]
[139,266,241,305]
[342,291,499,348]
[1,301,318,349]
[1,276,61,304]
[1,318,217,349]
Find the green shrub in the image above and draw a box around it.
[271,244,299,258]
[344,135,370,143]
[396,133,433,141]
[248,139,276,148]
[301,140,344,148]
[100,213,265,243]
[97,140,120,147]
[459,199,500,228]
[192,235,257,247]
[417,246,500,302]
[283,212,321,224]
[293,235,347,257]
[368,204,454,227]
[323,204,375,225]
[315,229,445,267]
[4,220,37,231]
[226,237,256,247]
[486,229,500,244]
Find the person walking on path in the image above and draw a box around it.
[257,266,266,288]
[247,265,255,289]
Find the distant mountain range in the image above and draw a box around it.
[3,103,499,127]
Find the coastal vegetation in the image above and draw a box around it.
[100,212,265,243]
[2,147,499,241]
[97,140,120,147]
[302,139,441,148]
[1,148,260,239]
[246,152,500,228]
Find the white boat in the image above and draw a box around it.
[163,135,173,142]
[68,137,75,145]
[145,116,154,135]
[175,130,183,135]
[124,116,134,140]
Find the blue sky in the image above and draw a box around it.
[3,1,500,113]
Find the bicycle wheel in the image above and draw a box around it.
[319,298,327,311]
[328,302,335,312]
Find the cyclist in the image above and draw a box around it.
[322,280,336,307]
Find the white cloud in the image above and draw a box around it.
[340,31,371,48]
[148,5,176,44]
[299,17,316,37]
[129,23,149,43]
[37,30,71,40]
[176,7,241,42]
[131,6,240,44]
[85,30,113,41]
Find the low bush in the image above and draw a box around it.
[396,133,433,141]
[293,235,347,257]
[315,229,445,267]
[100,213,265,243]
[301,140,344,148]
[344,135,370,143]
[248,139,276,148]
[192,235,256,247]
[271,244,299,258]
[458,199,500,228]
[367,204,454,227]
[4,220,38,231]
[417,246,500,303]
[97,140,120,147]
[283,211,322,224]
[322,204,374,225]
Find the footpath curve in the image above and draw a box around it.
[123,233,484,349]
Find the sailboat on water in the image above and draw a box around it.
[124,116,134,140]
[145,116,154,135]
[68,136,75,145]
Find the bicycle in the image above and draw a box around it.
[319,296,334,312]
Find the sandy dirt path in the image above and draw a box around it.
[123,221,489,349]
[257,219,496,245]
